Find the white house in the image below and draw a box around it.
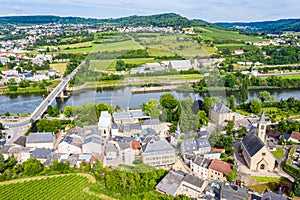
[288,131,300,143]
[26,132,54,149]
[98,111,112,138]
[57,135,82,155]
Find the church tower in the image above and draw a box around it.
[257,110,267,142]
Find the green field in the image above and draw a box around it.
[136,33,216,57]
[0,174,101,199]
[90,60,116,71]
[90,58,155,71]
[195,26,267,43]
[50,63,67,74]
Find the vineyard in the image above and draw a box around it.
[0,174,102,200]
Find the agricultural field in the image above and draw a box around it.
[0,174,101,200]
[90,58,155,72]
[90,60,116,71]
[136,33,216,57]
[50,63,67,74]
[195,26,267,43]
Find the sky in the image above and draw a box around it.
[1,0,300,22]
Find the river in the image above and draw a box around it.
[1,87,300,114]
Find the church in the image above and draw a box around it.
[240,111,276,172]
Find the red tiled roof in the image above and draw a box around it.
[131,141,141,150]
[211,148,225,153]
[291,131,300,140]
[266,129,281,139]
[209,159,233,175]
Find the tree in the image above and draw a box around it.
[47,105,53,116]
[237,126,247,138]
[63,106,73,117]
[222,136,234,149]
[142,99,160,119]
[20,158,43,176]
[293,176,300,197]
[223,73,236,88]
[52,105,60,117]
[249,99,262,114]
[258,91,275,102]
[160,94,178,110]
[179,98,199,132]
[237,79,248,105]
[198,110,209,128]
[0,122,3,130]
[209,127,222,147]
[225,120,234,136]
[203,97,213,112]
[227,95,236,111]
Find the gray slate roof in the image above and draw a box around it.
[31,148,53,159]
[182,138,211,153]
[13,136,26,147]
[210,103,231,114]
[183,174,206,188]
[262,190,291,200]
[241,132,265,157]
[221,183,248,200]
[27,132,54,143]
[142,140,175,154]
[142,119,159,126]
[193,156,211,168]
[155,170,185,196]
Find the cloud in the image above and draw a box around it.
[0,0,299,22]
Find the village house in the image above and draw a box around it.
[190,156,211,179]
[26,132,54,149]
[234,49,244,55]
[82,137,103,155]
[209,103,234,125]
[57,135,82,155]
[181,138,211,161]
[288,131,300,143]
[142,140,176,167]
[208,159,233,182]
[155,170,208,198]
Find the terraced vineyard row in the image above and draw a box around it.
[0,174,100,200]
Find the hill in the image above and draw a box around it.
[215,19,300,33]
[0,13,206,27]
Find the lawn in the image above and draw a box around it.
[0,174,100,199]
[147,48,175,57]
[271,148,284,159]
[251,176,288,183]
[50,63,67,74]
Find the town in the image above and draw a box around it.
[0,13,300,200]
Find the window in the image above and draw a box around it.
[262,152,266,156]
[260,164,265,170]
[261,125,265,129]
